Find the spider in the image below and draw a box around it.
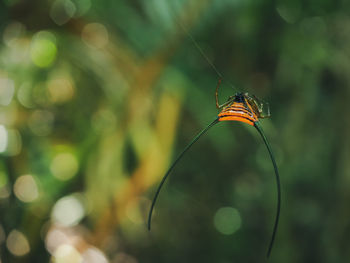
[148,78,281,258]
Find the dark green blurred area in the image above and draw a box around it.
[0,0,350,262]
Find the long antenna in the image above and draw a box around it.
[254,121,281,258]
[148,118,219,230]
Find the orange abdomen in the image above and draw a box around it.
[218,102,258,126]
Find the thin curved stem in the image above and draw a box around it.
[148,118,219,230]
[254,121,281,258]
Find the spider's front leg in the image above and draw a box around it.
[215,78,233,109]
[215,78,222,109]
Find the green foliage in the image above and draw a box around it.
[0,0,349,262]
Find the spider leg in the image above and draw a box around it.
[215,78,222,109]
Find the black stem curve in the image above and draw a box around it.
[148,118,219,230]
[254,121,281,258]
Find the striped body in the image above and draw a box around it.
[218,95,259,126]
[149,90,280,258]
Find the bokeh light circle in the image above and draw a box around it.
[82,23,109,49]
[53,244,82,263]
[51,194,85,227]
[213,207,242,235]
[14,174,39,203]
[50,152,79,181]
[6,230,30,256]
[30,32,57,68]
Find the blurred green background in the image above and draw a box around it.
[0,0,350,262]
